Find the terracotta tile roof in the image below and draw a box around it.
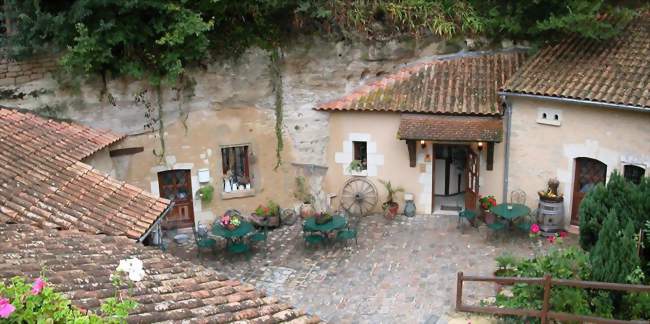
[397,114,503,142]
[0,224,322,323]
[0,107,125,160]
[316,51,527,116]
[501,13,650,110]
[0,107,170,240]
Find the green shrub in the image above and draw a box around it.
[579,172,650,279]
[590,210,640,284]
[495,247,597,319]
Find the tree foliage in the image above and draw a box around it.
[590,210,640,284]
[469,0,638,41]
[3,1,642,71]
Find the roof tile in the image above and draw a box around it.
[0,224,322,323]
[501,13,650,109]
[397,114,503,142]
[318,51,527,115]
[0,107,170,239]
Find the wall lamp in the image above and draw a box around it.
[477,141,484,151]
[420,140,426,149]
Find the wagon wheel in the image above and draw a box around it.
[340,177,378,217]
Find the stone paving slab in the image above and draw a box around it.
[164,214,574,323]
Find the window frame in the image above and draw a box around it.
[220,143,253,193]
[352,141,368,171]
[623,164,646,185]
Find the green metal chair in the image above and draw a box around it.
[227,241,250,254]
[515,208,538,233]
[303,224,325,247]
[249,218,268,251]
[458,209,478,233]
[486,219,507,240]
[193,224,216,259]
[336,214,358,246]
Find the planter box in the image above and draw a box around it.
[245,213,280,227]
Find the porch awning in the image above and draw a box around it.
[397,114,503,142]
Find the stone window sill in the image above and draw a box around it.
[221,189,256,200]
[348,170,368,177]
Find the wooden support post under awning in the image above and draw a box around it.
[406,140,417,167]
[486,142,495,171]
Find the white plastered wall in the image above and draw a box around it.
[508,97,650,228]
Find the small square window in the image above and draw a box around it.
[222,145,251,192]
[623,164,645,185]
[353,141,367,170]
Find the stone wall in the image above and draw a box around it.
[0,54,58,86]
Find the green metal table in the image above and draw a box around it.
[212,221,254,254]
[303,215,347,233]
[490,203,530,221]
[212,221,254,238]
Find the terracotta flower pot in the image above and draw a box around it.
[383,202,399,219]
[300,203,315,219]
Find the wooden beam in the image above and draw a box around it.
[109,147,144,157]
[406,140,417,167]
[486,142,494,171]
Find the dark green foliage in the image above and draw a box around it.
[579,172,649,250]
[579,172,650,279]
[494,248,598,319]
[469,0,637,42]
[590,211,640,284]
[578,183,609,250]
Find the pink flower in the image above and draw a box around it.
[0,298,15,318]
[547,236,556,244]
[559,231,567,238]
[31,278,46,294]
[530,224,540,234]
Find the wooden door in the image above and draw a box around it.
[158,170,194,229]
[571,158,607,225]
[465,148,479,210]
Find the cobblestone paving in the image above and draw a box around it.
[164,214,574,323]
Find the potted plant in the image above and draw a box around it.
[315,211,333,225]
[250,200,281,227]
[347,160,364,174]
[479,195,497,223]
[220,210,242,230]
[379,179,404,219]
[197,184,214,203]
[294,176,315,218]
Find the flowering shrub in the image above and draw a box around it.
[0,259,142,322]
[255,200,280,217]
[220,212,241,228]
[479,195,497,210]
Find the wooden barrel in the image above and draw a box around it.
[538,200,564,233]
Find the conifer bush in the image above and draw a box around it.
[590,211,640,284]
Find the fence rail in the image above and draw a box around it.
[456,272,650,324]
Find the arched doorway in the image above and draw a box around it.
[158,169,194,229]
[571,157,607,225]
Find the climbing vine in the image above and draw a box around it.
[269,48,284,170]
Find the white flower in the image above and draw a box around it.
[116,259,132,273]
[116,257,145,282]
[128,268,145,282]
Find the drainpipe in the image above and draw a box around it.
[502,97,513,202]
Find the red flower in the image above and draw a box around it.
[559,231,567,238]
[530,224,540,234]
[547,236,556,244]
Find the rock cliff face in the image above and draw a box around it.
[0,36,492,166]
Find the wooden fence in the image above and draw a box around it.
[456,272,650,324]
